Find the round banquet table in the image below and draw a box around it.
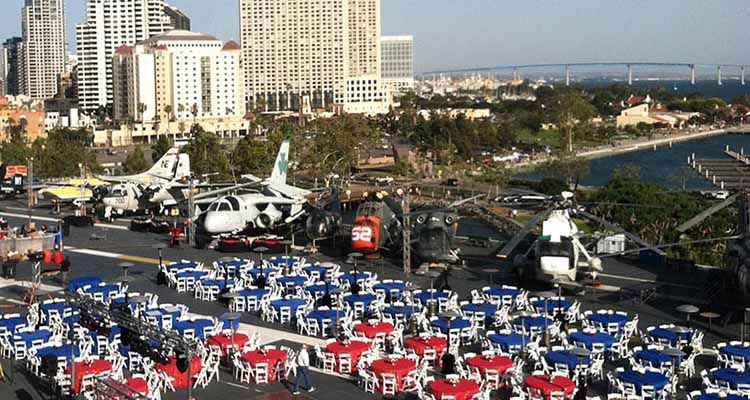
[155,356,201,389]
[404,336,448,356]
[241,349,288,382]
[525,375,576,398]
[66,359,113,394]
[125,377,148,395]
[206,333,249,356]
[429,378,480,400]
[326,340,370,372]
[354,322,394,338]
[466,355,512,375]
[369,358,417,393]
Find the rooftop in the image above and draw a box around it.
[140,29,219,45]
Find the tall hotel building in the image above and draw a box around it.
[20,0,67,100]
[239,0,389,115]
[76,0,173,111]
[381,35,414,92]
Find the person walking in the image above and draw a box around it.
[293,344,315,395]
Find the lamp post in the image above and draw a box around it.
[347,252,363,294]
[533,291,555,348]
[425,270,442,318]
[153,244,165,267]
[253,246,269,288]
[220,311,242,361]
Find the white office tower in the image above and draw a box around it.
[21,0,67,99]
[112,31,245,124]
[381,35,414,92]
[76,0,173,111]
[239,0,389,115]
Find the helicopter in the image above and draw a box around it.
[497,191,664,285]
[350,190,482,265]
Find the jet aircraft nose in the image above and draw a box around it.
[203,212,237,234]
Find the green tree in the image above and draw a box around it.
[182,125,229,178]
[123,146,149,173]
[550,90,596,153]
[541,153,591,190]
[150,136,173,163]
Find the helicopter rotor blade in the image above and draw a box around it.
[578,210,666,256]
[496,207,553,259]
[676,193,739,233]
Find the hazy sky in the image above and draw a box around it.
[2,0,748,73]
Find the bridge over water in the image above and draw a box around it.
[421,62,750,86]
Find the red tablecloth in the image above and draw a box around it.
[326,340,370,372]
[241,349,287,382]
[125,378,148,396]
[354,322,394,338]
[526,375,575,398]
[466,355,513,375]
[370,358,416,393]
[66,359,113,394]
[155,356,202,389]
[404,336,448,356]
[429,378,480,400]
[206,333,249,356]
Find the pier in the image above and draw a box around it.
[688,146,750,189]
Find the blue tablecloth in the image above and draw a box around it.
[276,276,307,287]
[306,309,342,335]
[302,265,327,280]
[36,344,80,361]
[270,257,298,267]
[545,351,589,370]
[569,331,616,349]
[721,345,750,361]
[649,327,693,346]
[14,329,52,347]
[712,368,750,389]
[166,262,199,272]
[488,332,530,352]
[344,293,376,309]
[461,303,498,320]
[414,291,450,305]
[619,370,669,392]
[588,313,629,328]
[237,288,269,300]
[373,282,406,298]
[247,267,280,279]
[173,319,215,340]
[40,302,70,320]
[144,308,180,327]
[532,299,572,314]
[698,394,746,400]
[270,298,307,316]
[67,276,102,292]
[431,318,471,333]
[176,270,208,279]
[110,296,138,313]
[383,306,416,319]
[85,284,120,298]
[512,316,554,331]
[484,287,519,299]
[339,272,371,286]
[200,279,234,290]
[0,316,27,332]
[304,284,338,296]
[635,350,681,367]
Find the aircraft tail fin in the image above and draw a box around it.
[270,140,290,184]
[147,147,181,179]
[174,153,190,180]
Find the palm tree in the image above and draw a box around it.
[191,103,198,127]
[164,105,173,122]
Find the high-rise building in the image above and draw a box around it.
[1,38,23,96]
[164,4,191,31]
[76,0,173,112]
[239,0,389,114]
[381,35,414,92]
[21,0,67,100]
[112,30,245,124]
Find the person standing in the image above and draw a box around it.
[293,344,315,395]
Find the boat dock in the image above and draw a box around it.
[688,145,750,189]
